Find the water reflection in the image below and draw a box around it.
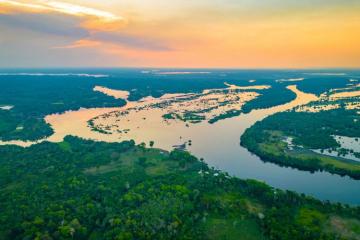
[1,84,359,204]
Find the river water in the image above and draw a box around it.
[1,85,359,205]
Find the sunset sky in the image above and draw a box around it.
[0,0,359,68]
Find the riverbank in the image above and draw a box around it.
[241,95,360,179]
[1,85,360,204]
[0,136,359,239]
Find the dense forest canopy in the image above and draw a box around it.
[0,136,359,239]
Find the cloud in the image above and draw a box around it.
[0,0,123,22]
[52,39,100,49]
[53,32,173,52]
[0,13,89,38]
[0,0,172,52]
[0,0,126,31]
[44,1,121,21]
[91,32,173,51]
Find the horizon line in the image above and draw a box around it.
[0,66,360,71]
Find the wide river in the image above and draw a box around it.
[1,85,359,204]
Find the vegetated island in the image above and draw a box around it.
[0,136,359,239]
[241,96,360,179]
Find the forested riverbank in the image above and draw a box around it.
[0,137,359,239]
[241,106,360,179]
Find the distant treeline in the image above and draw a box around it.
[1,69,354,141]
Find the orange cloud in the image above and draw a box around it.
[52,39,101,49]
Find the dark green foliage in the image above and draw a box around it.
[297,75,354,96]
[0,137,359,239]
[241,108,360,179]
[162,113,176,120]
[242,85,296,114]
[208,109,242,124]
[257,109,360,149]
[182,112,206,122]
[0,110,53,140]
[0,75,126,141]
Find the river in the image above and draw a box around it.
[1,85,359,205]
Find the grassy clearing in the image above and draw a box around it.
[326,216,360,240]
[293,151,360,171]
[204,216,266,240]
[296,207,326,232]
[84,148,172,176]
[256,130,360,174]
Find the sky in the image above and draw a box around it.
[0,0,359,68]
